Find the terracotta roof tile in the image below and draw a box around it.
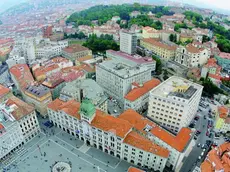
[0,84,10,98]
[218,106,229,119]
[142,38,177,51]
[48,99,81,119]
[5,96,34,120]
[91,111,132,138]
[128,166,145,172]
[119,109,192,152]
[186,44,202,53]
[9,64,34,90]
[63,44,89,53]
[201,142,230,172]
[76,55,93,62]
[124,131,169,158]
[125,78,161,101]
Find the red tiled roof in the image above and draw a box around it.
[125,78,161,101]
[201,142,230,172]
[0,84,10,98]
[91,111,133,138]
[218,106,229,119]
[141,38,177,51]
[9,64,34,90]
[63,44,89,53]
[119,109,192,152]
[124,131,169,158]
[128,166,145,172]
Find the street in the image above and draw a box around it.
[180,106,213,172]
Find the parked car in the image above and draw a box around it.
[197,143,201,147]
[194,116,200,121]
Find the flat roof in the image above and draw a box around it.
[25,84,50,98]
[150,76,203,100]
[97,59,149,78]
[106,50,154,64]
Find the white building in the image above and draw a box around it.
[60,79,108,113]
[96,59,152,103]
[0,96,40,160]
[106,50,156,73]
[147,76,203,133]
[6,55,26,68]
[47,99,170,172]
[175,44,210,68]
[120,30,137,55]
[124,78,161,114]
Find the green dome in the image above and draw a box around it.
[80,98,96,118]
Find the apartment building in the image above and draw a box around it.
[124,78,161,114]
[0,96,40,160]
[120,30,137,55]
[119,109,194,171]
[140,38,177,61]
[106,50,156,72]
[24,84,52,117]
[96,59,152,103]
[60,79,107,113]
[147,76,203,133]
[175,44,210,68]
[62,44,92,63]
[47,99,169,172]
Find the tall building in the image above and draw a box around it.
[47,99,170,172]
[120,30,137,55]
[96,59,152,103]
[147,76,203,133]
[0,96,40,160]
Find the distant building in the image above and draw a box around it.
[215,52,230,70]
[106,50,156,72]
[111,16,121,22]
[140,38,178,61]
[96,59,152,103]
[147,76,203,133]
[130,11,141,18]
[120,30,137,55]
[124,78,161,114]
[175,44,210,68]
[24,84,52,117]
[60,79,107,113]
[214,106,230,133]
[200,142,230,172]
[0,96,40,160]
[62,44,92,63]
[47,99,170,172]
[201,58,222,86]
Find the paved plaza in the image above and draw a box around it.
[1,122,132,172]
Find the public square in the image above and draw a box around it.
[1,122,132,172]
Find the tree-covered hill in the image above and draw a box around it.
[67,4,174,26]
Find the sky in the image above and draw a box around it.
[0,0,230,13]
[176,0,230,11]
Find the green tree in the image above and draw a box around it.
[202,35,210,43]
[152,55,162,75]
[155,12,163,18]
[200,78,225,97]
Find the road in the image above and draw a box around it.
[180,106,213,172]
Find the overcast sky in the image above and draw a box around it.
[177,0,230,11]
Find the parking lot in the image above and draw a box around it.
[1,119,131,172]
